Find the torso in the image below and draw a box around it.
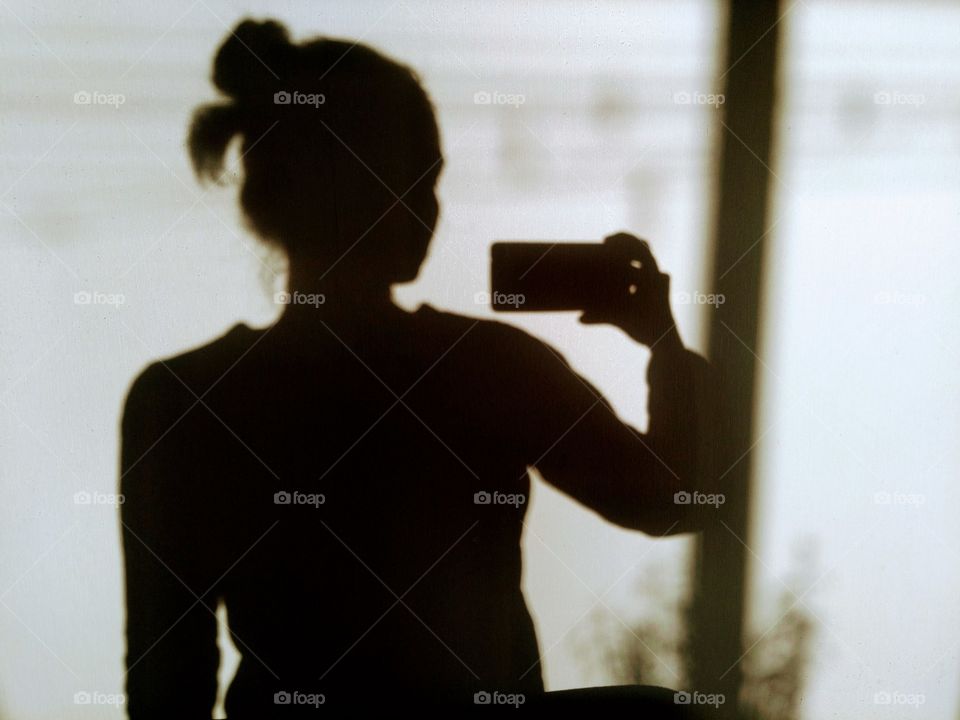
[145,306,545,708]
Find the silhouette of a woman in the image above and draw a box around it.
[120,18,717,717]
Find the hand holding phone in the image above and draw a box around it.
[490,233,679,347]
[579,233,678,347]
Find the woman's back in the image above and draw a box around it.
[120,306,597,712]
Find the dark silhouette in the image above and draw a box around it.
[119,19,718,716]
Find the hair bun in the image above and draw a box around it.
[212,19,295,101]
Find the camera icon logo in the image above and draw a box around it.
[274,491,292,505]
[274,291,291,305]
[274,91,291,105]
[74,691,92,704]
[74,491,92,505]
[473,91,491,105]
[474,491,492,505]
[74,291,92,305]
[274,691,291,704]
[673,491,691,505]
[74,91,91,105]
[674,691,691,704]
[474,691,491,704]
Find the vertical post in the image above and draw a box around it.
[691,0,783,714]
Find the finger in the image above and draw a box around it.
[632,238,660,274]
[604,232,660,273]
[603,232,645,257]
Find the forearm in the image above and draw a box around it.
[121,512,220,718]
[645,331,721,529]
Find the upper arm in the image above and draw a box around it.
[505,332,707,535]
[120,364,220,717]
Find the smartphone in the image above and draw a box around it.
[490,241,620,312]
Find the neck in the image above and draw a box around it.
[281,268,399,324]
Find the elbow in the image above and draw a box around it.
[634,508,701,537]
[595,496,700,537]
[597,472,710,536]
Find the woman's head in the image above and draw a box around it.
[189,19,443,290]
